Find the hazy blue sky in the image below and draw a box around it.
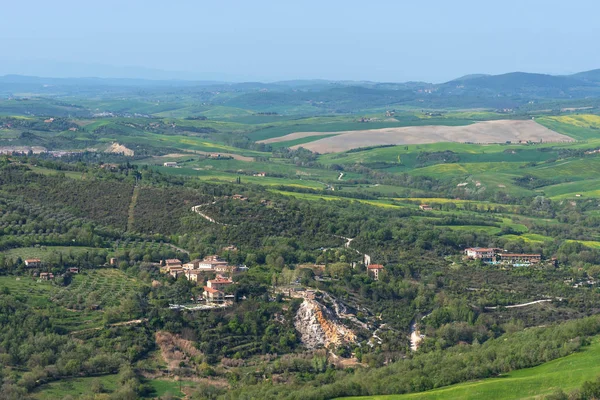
[1,0,599,82]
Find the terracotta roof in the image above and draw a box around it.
[367,264,384,270]
[25,258,41,262]
[208,278,233,284]
[166,259,181,264]
[185,270,202,274]
[203,286,222,294]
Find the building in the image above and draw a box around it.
[68,267,79,274]
[24,259,42,268]
[499,253,541,265]
[169,267,184,278]
[163,162,177,167]
[109,257,117,266]
[198,255,229,270]
[253,172,266,177]
[214,264,237,274]
[39,272,54,280]
[203,286,225,302]
[207,277,234,291]
[183,259,201,270]
[184,270,202,282]
[165,259,182,268]
[419,204,433,211]
[367,264,384,281]
[465,247,499,261]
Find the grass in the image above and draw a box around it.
[32,375,195,399]
[537,115,600,140]
[28,166,86,180]
[270,134,339,149]
[2,246,102,260]
[32,375,120,400]
[341,337,600,400]
[568,240,600,249]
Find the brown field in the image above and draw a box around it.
[271,120,572,153]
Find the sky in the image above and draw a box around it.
[1,0,599,83]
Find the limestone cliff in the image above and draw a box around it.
[294,297,357,349]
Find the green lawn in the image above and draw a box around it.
[342,337,600,400]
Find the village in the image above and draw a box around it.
[159,254,250,304]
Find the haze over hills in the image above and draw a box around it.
[2,68,600,91]
[3,68,600,116]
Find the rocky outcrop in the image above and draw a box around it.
[294,297,356,349]
[105,142,134,156]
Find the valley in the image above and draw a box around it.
[3,71,600,399]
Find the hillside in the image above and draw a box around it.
[344,337,600,400]
[4,71,600,400]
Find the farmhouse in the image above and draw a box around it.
[499,253,541,265]
[24,258,42,268]
[419,204,433,211]
[68,267,79,274]
[253,172,266,177]
[465,247,499,261]
[367,264,384,281]
[163,162,177,167]
[207,277,234,291]
[203,286,225,303]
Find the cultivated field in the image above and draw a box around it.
[279,120,573,153]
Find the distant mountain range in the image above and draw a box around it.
[2,69,600,112]
[1,68,600,90]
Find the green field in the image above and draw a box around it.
[343,337,600,400]
[2,246,103,260]
[32,375,192,399]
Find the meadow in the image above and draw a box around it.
[32,375,193,399]
[342,337,600,400]
[2,245,103,260]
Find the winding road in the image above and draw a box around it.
[191,201,227,225]
[484,299,556,310]
[335,235,371,266]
